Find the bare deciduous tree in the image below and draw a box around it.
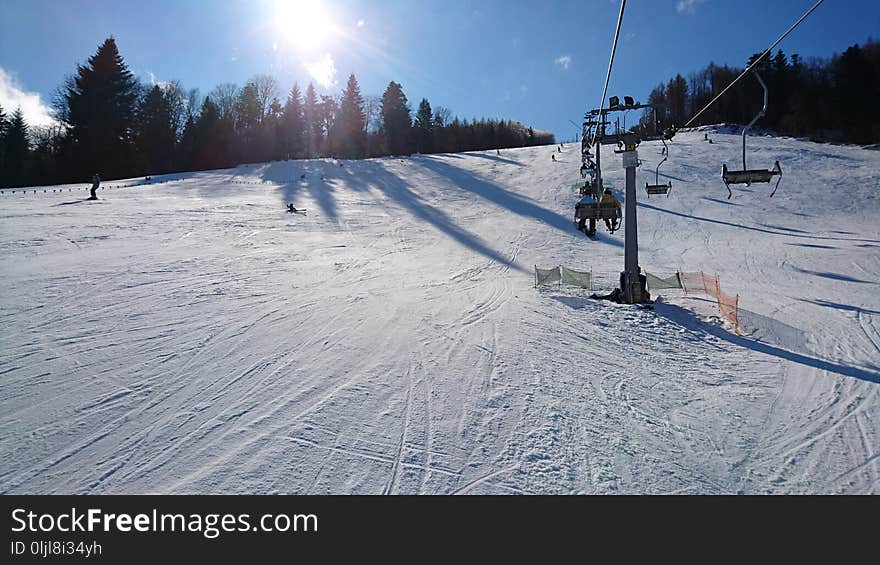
[209,83,240,121]
[251,74,279,124]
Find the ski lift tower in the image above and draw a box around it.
[583,96,668,304]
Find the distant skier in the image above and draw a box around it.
[88,173,100,200]
[496,149,500,156]
[287,203,306,214]
[551,154,556,162]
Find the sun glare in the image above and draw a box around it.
[275,0,335,51]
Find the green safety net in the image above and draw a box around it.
[645,272,683,290]
[561,266,592,289]
[535,266,561,286]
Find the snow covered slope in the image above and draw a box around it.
[2,130,878,494]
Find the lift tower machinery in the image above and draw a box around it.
[580,96,673,304]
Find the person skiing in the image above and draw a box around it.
[551,153,556,162]
[599,188,621,231]
[88,173,100,200]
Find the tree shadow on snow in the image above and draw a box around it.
[261,159,364,223]
[355,160,529,273]
[416,156,578,235]
[759,223,809,234]
[793,268,875,285]
[701,196,743,207]
[462,152,526,167]
[638,202,880,244]
[784,243,837,250]
[654,301,880,385]
[799,298,880,316]
[656,170,688,182]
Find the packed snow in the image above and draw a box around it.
[1,129,878,494]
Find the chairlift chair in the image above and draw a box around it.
[721,71,782,199]
[575,196,622,235]
[645,137,672,197]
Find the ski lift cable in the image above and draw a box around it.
[591,0,627,146]
[684,0,826,129]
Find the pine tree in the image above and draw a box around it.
[413,98,433,153]
[192,96,231,170]
[666,74,688,127]
[332,74,366,158]
[835,44,876,143]
[63,37,139,179]
[281,84,306,159]
[380,81,411,156]
[235,82,261,162]
[319,95,337,157]
[2,109,30,187]
[178,114,198,171]
[303,83,321,158]
[134,85,177,174]
[261,97,283,161]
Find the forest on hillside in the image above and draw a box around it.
[0,38,555,188]
[640,39,880,144]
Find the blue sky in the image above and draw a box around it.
[1,0,877,138]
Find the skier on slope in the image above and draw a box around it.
[88,173,100,200]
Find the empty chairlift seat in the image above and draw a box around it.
[645,137,672,197]
[721,71,783,198]
[722,161,782,188]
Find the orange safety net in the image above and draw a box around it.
[714,281,740,334]
[678,271,740,334]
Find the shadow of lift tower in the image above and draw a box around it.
[581,96,675,304]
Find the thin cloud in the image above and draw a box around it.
[0,66,56,127]
[676,0,705,14]
[357,19,365,28]
[305,53,338,87]
[555,55,572,70]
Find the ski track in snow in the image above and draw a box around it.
[1,131,879,494]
